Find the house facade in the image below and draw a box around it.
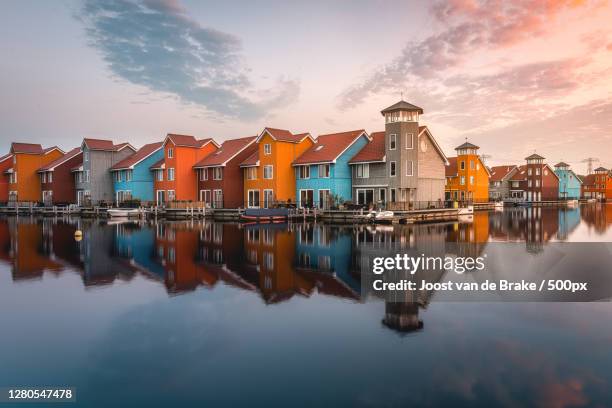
[37,147,83,205]
[489,165,518,200]
[293,130,370,208]
[110,142,164,205]
[0,154,13,204]
[6,143,64,203]
[240,128,315,208]
[74,138,136,206]
[553,162,581,199]
[445,142,490,202]
[152,134,219,205]
[193,136,257,208]
[509,154,559,201]
[348,132,388,207]
[582,167,612,200]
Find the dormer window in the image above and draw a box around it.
[315,145,324,151]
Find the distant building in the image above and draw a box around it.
[488,165,518,200]
[0,153,14,204]
[7,143,64,203]
[581,167,612,200]
[508,154,559,202]
[110,142,164,205]
[553,162,581,200]
[445,142,490,202]
[38,147,83,205]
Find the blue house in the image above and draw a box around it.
[293,130,370,208]
[553,162,581,199]
[110,142,164,204]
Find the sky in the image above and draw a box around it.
[1,0,611,173]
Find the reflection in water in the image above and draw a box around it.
[0,204,611,322]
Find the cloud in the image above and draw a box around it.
[337,0,588,110]
[79,0,298,120]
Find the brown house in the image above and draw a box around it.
[509,154,559,201]
[38,147,83,205]
[193,136,257,208]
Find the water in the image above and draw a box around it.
[1,204,612,407]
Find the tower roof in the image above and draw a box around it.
[455,141,479,150]
[525,153,545,160]
[554,162,569,168]
[380,100,423,115]
[594,166,608,172]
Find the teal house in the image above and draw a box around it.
[553,162,581,199]
[110,142,164,204]
[293,130,370,208]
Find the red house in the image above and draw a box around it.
[193,136,257,208]
[582,167,612,200]
[509,154,559,202]
[37,147,83,205]
[0,153,13,204]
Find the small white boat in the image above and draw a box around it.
[458,214,474,223]
[107,208,141,218]
[366,210,394,223]
[494,201,504,209]
[458,205,474,215]
[587,198,597,203]
[567,199,579,207]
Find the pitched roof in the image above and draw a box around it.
[0,153,13,163]
[239,150,259,168]
[349,131,385,164]
[594,166,608,172]
[11,142,43,154]
[525,153,545,160]
[380,100,424,115]
[110,142,163,170]
[510,165,528,181]
[43,146,64,154]
[419,126,449,164]
[554,162,570,168]
[293,130,367,165]
[582,174,596,186]
[83,138,134,151]
[490,165,517,182]
[149,158,165,170]
[445,157,458,177]
[258,127,313,143]
[455,141,479,150]
[165,133,217,148]
[193,136,257,168]
[38,147,82,172]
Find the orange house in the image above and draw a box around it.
[0,153,13,204]
[445,142,490,202]
[240,128,315,208]
[6,143,64,203]
[151,134,219,204]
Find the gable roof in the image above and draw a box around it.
[455,141,479,150]
[11,142,43,154]
[349,131,386,164]
[193,136,257,168]
[83,138,135,152]
[594,166,608,172]
[490,165,517,182]
[164,133,219,149]
[239,150,260,168]
[256,127,314,143]
[525,153,545,160]
[419,126,448,165]
[554,162,570,168]
[38,148,82,172]
[0,153,13,163]
[582,174,596,186]
[43,146,64,155]
[150,158,165,170]
[380,100,424,115]
[445,157,458,177]
[510,165,528,181]
[110,142,163,171]
[293,130,368,165]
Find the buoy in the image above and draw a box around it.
[74,230,83,241]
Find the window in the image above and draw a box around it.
[48,172,52,183]
[460,176,465,185]
[213,167,222,180]
[85,170,90,182]
[156,170,163,182]
[535,179,541,187]
[406,160,413,176]
[167,148,173,158]
[84,151,89,162]
[264,144,271,155]
[390,161,396,177]
[246,167,257,180]
[168,247,176,263]
[470,175,474,185]
[263,252,274,270]
[200,168,208,181]
[528,168,532,176]
[389,134,397,150]
[263,165,273,179]
[298,165,310,179]
[470,160,475,170]
[390,188,396,202]
[168,168,175,181]
[41,173,46,183]
[460,161,465,170]
[248,190,260,208]
[318,164,330,178]
[536,168,541,176]
[114,171,121,182]
[167,190,175,201]
[528,180,532,188]
[213,189,223,207]
[356,164,369,178]
[126,170,132,182]
[405,133,414,149]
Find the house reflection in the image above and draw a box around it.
[487,207,560,252]
[446,211,489,258]
[581,203,612,234]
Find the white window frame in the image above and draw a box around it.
[389,134,397,150]
[213,167,223,180]
[389,161,396,177]
[213,189,223,207]
[318,164,330,178]
[460,176,465,185]
[85,170,90,182]
[355,164,369,179]
[126,169,132,182]
[168,168,175,181]
[248,189,260,208]
[246,167,257,180]
[167,148,173,158]
[83,151,89,162]
[264,144,271,155]
[405,160,413,176]
[263,165,273,179]
[156,169,163,182]
[405,133,414,149]
[470,175,474,185]
[263,189,274,208]
[298,165,310,179]
[48,172,52,183]
[200,168,208,181]
[167,189,176,201]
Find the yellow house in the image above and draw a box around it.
[445,142,490,202]
[240,128,314,208]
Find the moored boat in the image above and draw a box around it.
[107,208,141,218]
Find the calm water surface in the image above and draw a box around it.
[1,204,612,407]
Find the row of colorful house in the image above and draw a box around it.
[1,100,611,208]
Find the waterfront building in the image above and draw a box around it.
[488,165,518,201]
[553,162,581,200]
[193,136,257,208]
[0,153,14,204]
[445,142,491,202]
[293,130,369,208]
[508,154,559,202]
[37,147,83,205]
[581,167,612,200]
[73,138,136,206]
[240,128,315,208]
[109,142,163,205]
[151,134,219,205]
[6,143,64,203]
[348,131,387,207]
